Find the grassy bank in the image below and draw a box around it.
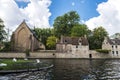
[0,59,48,70]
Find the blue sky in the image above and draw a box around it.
[49,0,107,25]
[1,0,120,35]
[15,0,107,26]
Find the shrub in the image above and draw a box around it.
[96,49,110,54]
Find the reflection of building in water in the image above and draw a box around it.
[53,59,113,80]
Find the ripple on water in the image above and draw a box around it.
[0,76,9,80]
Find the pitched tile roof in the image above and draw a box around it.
[58,36,89,45]
[108,38,120,45]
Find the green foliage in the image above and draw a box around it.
[0,18,6,42]
[96,49,110,54]
[88,26,108,50]
[53,11,80,38]
[110,33,120,39]
[0,42,11,52]
[71,24,89,37]
[33,28,53,49]
[0,59,50,70]
[46,36,57,50]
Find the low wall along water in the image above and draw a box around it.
[0,50,120,59]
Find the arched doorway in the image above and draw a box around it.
[89,54,92,58]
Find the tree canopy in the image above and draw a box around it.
[88,26,108,49]
[46,36,57,50]
[33,28,53,49]
[53,11,80,38]
[0,18,6,42]
[71,24,89,37]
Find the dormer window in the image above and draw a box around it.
[112,41,115,44]
[64,40,67,43]
[79,40,82,43]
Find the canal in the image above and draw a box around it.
[0,59,120,80]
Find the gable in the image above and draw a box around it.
[14,20,32,35]
[13,20,39,41]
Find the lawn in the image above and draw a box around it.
[0,59,49,70]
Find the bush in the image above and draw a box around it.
[96,49,110,54]
[0,42,11,52]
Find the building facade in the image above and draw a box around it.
[102,37,120,56]
[56,36,89,54]
[11,20,45,52]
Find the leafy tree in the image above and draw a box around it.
[33,28,53,49]
[110,33,120,39]
[88,26,108,49]
[71,24,89,37]
[0,18,6,42]
[53,11,80,38]
[46,36,57,50]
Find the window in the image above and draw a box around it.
[112,45,113,48]
[116,45,117,48]
[76,45,78,48]
[112,51,114,55]
[116,51,118,55]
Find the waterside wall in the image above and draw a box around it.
[0,52,26,58]
[0,50,120,59]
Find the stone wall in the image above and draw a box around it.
[30,52,55,58]
[0,53,26,58]
[1,50,120,59]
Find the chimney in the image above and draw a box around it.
[84,35,87,38]
[61,35,63,43]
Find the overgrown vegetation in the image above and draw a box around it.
[96,49,111,54]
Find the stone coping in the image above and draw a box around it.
[0,64,53,74]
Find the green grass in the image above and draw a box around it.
[0,59,49,70]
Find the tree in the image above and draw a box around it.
[0,18,6,42]
[110,33,120,39]
[46,36,57,50]
[33,28,53,49]
[71,24,89,37]
[53,11,80,38]
[88,26,108,49]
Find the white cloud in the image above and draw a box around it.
[0,0,51,33]
[85,0,120,35]
[72,2,75,6]
[80,0,85,4]
[15,0,30,2]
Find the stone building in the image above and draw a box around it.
[102,37,120,56]
[56,36,89,54]
[11,20,45,52]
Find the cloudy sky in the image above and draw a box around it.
[0,0,120,35]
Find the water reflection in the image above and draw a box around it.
[52,59,116,80]
[1,59,120,80]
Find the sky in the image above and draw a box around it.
[0,0,120,35]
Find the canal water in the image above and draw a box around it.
[0,59,120,80]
